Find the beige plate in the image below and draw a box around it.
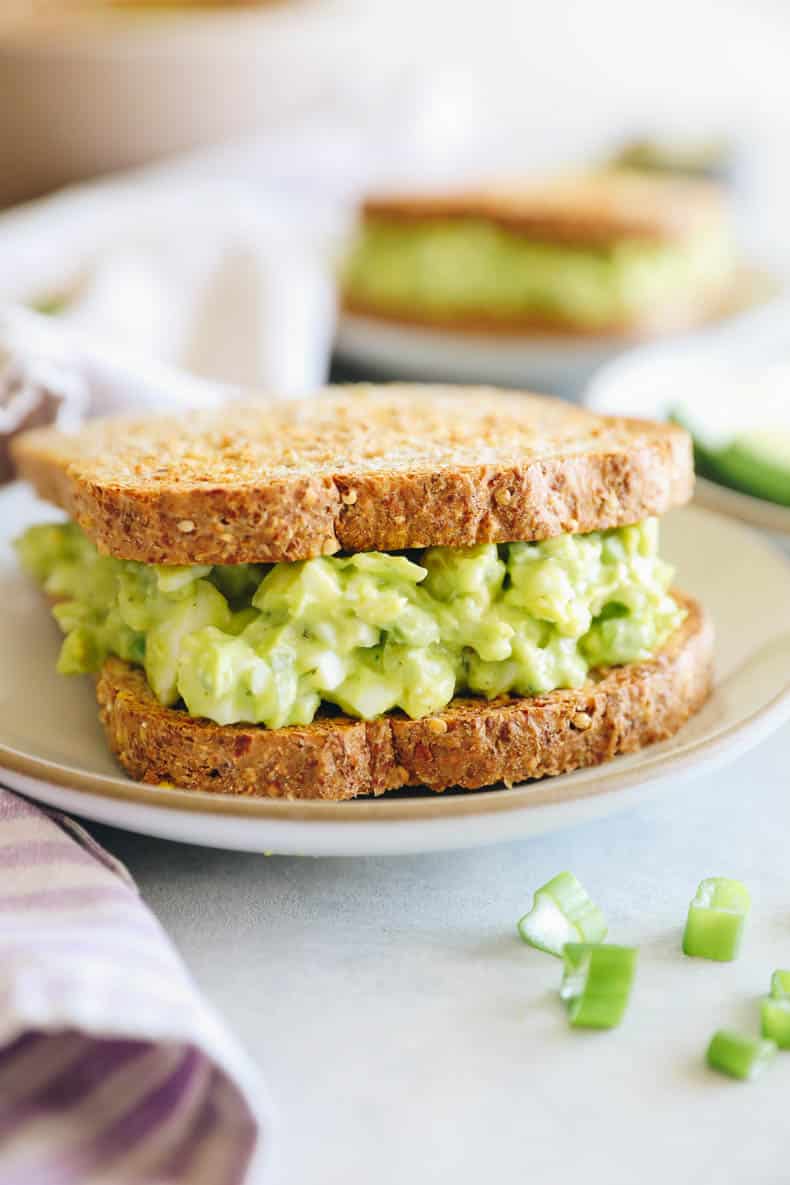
[693,477,790,536]
[2,484,790,855]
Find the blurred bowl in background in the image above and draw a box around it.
[0,3,352,207]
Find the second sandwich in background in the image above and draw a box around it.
[342,171,737,338]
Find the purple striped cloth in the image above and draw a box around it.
[0,789,272,1184]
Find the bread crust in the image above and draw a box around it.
[95,592,712,801]
[341,290,727,338]
[13,387,694,565]
[360,172,729,245]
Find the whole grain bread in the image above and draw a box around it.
[341,290,727,338]
[95,591,712,800]
[360,171,729,245]
[13,387,693,565]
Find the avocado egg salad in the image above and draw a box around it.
[343,220,733,331]
[17,518,683,730]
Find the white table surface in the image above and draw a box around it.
[83,717,790,1185]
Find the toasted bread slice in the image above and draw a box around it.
[13,387,693,565]
[360,172,728,246]
[95,591,712,801]
[341,291,727,338]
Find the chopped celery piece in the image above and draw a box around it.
[706,1030,776,1081]
[760,998,790,1049]
[517,871,607,957]
[770,969,790,999]
[682,877,750,961]
[560,943,637,1029]
[760,969,790,1049]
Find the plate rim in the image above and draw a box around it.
[687,478,790,536]
[1,678,790,826]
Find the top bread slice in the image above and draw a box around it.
[361,171,729,246]
[12,385,693,565]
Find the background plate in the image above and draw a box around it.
[586,340,790,537]
[1,484,790,855]
[334,267,784,400]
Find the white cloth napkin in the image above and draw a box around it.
[0,177,340,407]
[0,63,488,433]
[0,167,344,443]
[0,305,226,429]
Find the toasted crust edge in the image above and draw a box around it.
[95,592,712,801]
[12,405,694,565]
[340,288,729,339]
[359,181,725,245]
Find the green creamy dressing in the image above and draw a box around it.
[17,520,683,728]
[342,219,735,327]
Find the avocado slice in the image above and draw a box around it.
[704,430,790,506]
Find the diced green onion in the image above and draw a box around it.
[560,943,637,1029]
[517,871,607,957]
[760,969,790,1049]
[706,1030,777,1080]
[682,877,750,961]
[770,969,790,999]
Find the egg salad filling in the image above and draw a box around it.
[342,219,735,328]
[16,519,683,728]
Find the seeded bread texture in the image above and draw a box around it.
[13,386,693,565]
[95,592,712,801]
[360,172,729,245]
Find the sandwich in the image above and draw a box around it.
[341,172,736,337]
[12,386,713,801]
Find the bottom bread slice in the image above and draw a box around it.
[96,592,712,801]
[340,291,729,339]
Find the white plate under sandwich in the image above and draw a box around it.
[1,483,789,856]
